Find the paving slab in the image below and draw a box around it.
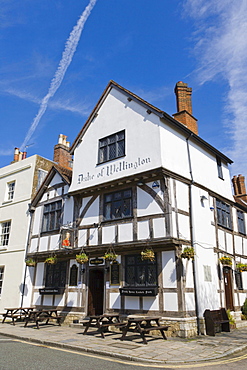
[0,321,247,364]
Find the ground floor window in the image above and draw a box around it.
[0,266,4,295]
[45,261,67,288]
[125,254,157,287]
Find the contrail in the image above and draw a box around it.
[20,0,97,151]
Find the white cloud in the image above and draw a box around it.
[183,0,247,178]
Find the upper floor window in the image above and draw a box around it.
[216,157,223,179]
[0,267,4,296]
[237,210,246,235]
[7,181,15,201]
[216,199,232,229]
[103,189,132,221]
[125,254,157,287]
[36,169,47,190]
[0,221,11,246]
[42,200,62,232]
[45,261,67,288]
[98,130,125,164]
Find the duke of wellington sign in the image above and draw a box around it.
[77,156,151,184]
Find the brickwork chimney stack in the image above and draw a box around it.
[173,81,198,135]
[232,175,247,202]
[12,148,27,163]
[53,134,72,169]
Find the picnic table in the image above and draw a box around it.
[119,316,169,344]
[2,307,34,325]
[24,309,62,329]
[83,313,125,338]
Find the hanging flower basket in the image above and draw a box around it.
[141,248,155,262]
[181,247,195,260]
[44,256,57,265]
[236,263,247,272]
[76,253,88,264]
[25,258,36,267]
[219,256,232,266]
[104,252,118,262]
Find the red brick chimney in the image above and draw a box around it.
[12,148,26,163]
[53,134,72,169]
[173,81,198,135]
[232,175,247,202]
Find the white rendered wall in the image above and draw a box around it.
[70,88,162,193]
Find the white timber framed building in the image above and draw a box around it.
[25,81,247,337]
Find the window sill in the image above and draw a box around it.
[2,200,13,205]
[0,246,7,251]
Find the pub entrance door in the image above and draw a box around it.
[223,266,234,311]
[88,269,104,316]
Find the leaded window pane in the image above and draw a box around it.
[103,189,132,220]
[42,200,62,232]
[98,130,125,163]
[125,254,157,287]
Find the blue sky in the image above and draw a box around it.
[1,0,247,181]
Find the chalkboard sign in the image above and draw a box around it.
[110,262,120,285]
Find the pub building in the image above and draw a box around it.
[24,81,247,337]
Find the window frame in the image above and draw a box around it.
[7,181,15,201]
[125,254,158,288]
[216,156,224,180]
[42,200,62,233]
[216,199,232,230]
[103,188,132,221]
[237,210,246,235]
[45,261,67,288]
[0,221,11,247]
[0,266,4,296]
[98,130,125,164]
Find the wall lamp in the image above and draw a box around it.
[200,195,208,201]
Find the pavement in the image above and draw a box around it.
[1,321,247,364]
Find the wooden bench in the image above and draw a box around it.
[2,308,34,325]
[204,308,230,336]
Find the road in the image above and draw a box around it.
[0,335,247,369]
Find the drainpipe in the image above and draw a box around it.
[186,134,201,335]
[20,205,35,308]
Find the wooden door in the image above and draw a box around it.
[88,269,104,316]
[223,267,234,311]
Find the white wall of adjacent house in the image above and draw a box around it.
[0,156,38,313]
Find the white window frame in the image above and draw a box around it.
[6,181,15,201]
[0,221,11,247]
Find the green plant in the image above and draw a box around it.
[226,309,235,325]
[76,253,88,264]
[104,252,118,262]
[181,247,195,260]
[242,299,247,319]
[219,256,232,266]
[141,249,155,262]
[236,263,247,272]
[44,256,57,264]
[25,258,36,267]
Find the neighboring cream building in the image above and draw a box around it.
[25,81,247,337]
[0,151,53,313]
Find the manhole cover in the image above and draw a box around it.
[111,343,141,350]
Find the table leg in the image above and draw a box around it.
[120,322,131,341]
[83,319,92,335]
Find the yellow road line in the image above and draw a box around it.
[13,339,247,368]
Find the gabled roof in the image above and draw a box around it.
[31,165,72,208]
[70,80,233,164]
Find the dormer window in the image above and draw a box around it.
[98,130,125,164]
